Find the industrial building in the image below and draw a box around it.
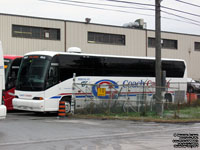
[0,13,200,79]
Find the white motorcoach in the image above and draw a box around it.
[0,41,6,119]
[13,48,187,113]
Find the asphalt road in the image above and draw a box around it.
[0,111,200,150]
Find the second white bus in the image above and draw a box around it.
[0,41,6,119]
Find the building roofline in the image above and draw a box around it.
[0,12,65,22]
[147,29,200,38]
[0,12,200,37]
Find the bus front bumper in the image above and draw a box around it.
[13,98,45,112]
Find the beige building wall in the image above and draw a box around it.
[147,31,200,80]
[65,22,146,57]
[0,14,65,55]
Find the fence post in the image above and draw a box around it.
[71,73,76,115]
[161,91,165,118]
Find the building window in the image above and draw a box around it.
[148,37,156,48]
[88,32,125,45]
[162,39,177,49]
[195,42,200,51]
[148,37,178,49]
[12,25,60,40]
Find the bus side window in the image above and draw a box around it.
[7,70,17,90]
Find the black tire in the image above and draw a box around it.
[165,93,172,103]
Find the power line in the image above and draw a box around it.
[161,6,200,18]
[161,10,200,24]
[103,0,154,7]
[104,0,200,18]
[58,0,155,11]
[102,0,200,23]
[161,16,200,27]
[105,0,200,9]
[175,0,200,8]
[39,0,200,27]
[46,0,200,18]
[39,0,155,16]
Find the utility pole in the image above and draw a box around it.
[155,0,162,115]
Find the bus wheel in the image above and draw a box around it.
[165,94,172,103]
[64,101,71,113]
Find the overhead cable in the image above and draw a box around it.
[175,0,200,8]
[103,0,200,17]
[103,0,154,7]
[58,0,155,11]
[39,0,155,16]
[39,0,200,27]
[161,10,200,24]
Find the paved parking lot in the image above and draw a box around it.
[0,111,200,150]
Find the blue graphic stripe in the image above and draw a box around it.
[50,96,61,99]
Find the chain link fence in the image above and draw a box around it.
[70,76,193,118]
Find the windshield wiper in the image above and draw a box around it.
[28,79,34,90]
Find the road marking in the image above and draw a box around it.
[0,126,200,146]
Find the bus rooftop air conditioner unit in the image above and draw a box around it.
[67,47,82,53]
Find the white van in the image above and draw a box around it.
[0,41,6,119]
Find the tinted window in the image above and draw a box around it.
[6,58,22,90]
[163,39,178,49]
[4,59,11,76]
[148,37,155,48]
[104,58,155,77]
[148,37,178,49]
[195,42,200,51]
[88,32,125,45]
[162,60,185,77]
[55,55,185,81]
[16,56,51,91]
[12,25,60,40]
[57,55,104,81]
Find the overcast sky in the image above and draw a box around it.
[0,0,200,35]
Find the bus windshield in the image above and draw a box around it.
[16,56,51,91]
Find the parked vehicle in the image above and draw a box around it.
[187,78,200,93]
[13,48,187,113]
[3,55,22,110]
[0,41,6,119]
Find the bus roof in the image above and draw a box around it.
[24,50,186,63]
[4,55,22,60]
